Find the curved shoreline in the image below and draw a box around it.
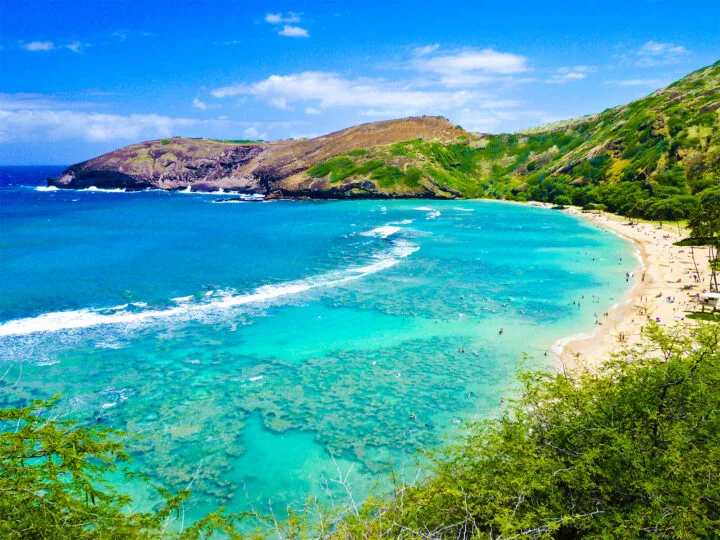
[548,205,706,370]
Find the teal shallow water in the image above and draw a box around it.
[0,167,637,523]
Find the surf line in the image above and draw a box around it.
[0,240,419,337]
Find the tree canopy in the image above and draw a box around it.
[0,396,242,539]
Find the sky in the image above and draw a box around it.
[0,0,718,165]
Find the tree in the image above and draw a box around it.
[689,202,720,291]
[0,397,243,539]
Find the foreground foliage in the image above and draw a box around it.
[0,397,241,539]
[330,323,720,538]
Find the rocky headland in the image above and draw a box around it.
[49,116,467,199]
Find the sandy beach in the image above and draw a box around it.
[541,204,714,369]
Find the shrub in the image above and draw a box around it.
[333,323,720,538]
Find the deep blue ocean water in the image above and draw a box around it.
[0,166,637,524]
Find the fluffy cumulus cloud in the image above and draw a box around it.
[413,49,528,87]
[265,12,309,38]
[0,93,299,144]
[210,71,493,116]
[636,40,689,66]
[209,46,533,112]
[192,97,207,110]
[207,46,539,126]
[0,109,196,143]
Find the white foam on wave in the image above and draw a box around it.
[388,219,414,225]
[360,225,401,239]
[0,241,419,337]
[35,186,59,192]
[414,206,441,219]
[453,207,474,212]
[81,186,128,193]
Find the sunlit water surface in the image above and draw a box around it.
[0,167,636,523]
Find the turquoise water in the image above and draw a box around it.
[0,167,637,524]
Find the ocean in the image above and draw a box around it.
[0,166,637,524]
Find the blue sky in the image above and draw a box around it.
[1,0,718,164]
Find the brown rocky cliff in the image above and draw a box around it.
[49,116,467,197]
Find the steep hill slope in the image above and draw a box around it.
[50,61,720,216]
[299,60,719,217]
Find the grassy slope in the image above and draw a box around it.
[301,60,720,216]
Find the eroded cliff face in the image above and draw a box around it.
[50,140,268,192]
[48,116,468,198]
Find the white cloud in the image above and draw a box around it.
[0,93,304,143]
[608,79,666,88]
[546,72,586,84]
[304,107,321,115]
[414,44,439,56]
[278,25,309,38]
[66,41,85,53]
[192,97,207,110]
[20,40,88,53]
[22,41,55,52]
[0,109,197,143]
[639,40,687,57]
[264,12,309,37]
[414,48,528,87]
[546,65,595,84]
[636,40,689,66]
[265,12,301,24]
[242,127,265,140]
[210,71,492,116]
[0,93,63,110]
[454,108,561,133]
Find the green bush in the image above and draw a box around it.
[333,323,720,538]
[0,397,242,538]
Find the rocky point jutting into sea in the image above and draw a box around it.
[48,116,467,199]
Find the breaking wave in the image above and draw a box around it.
[360,225,402,239]
[0,239,418,338]
[415,207,441,219]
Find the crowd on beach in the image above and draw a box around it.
[539,204,717,367]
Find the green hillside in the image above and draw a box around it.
[304,61,720,218]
